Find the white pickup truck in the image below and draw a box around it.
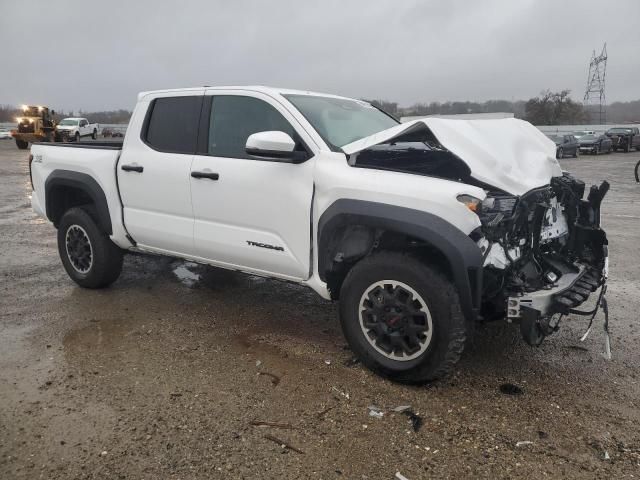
[29,86,609,382]
[55,117,99,142]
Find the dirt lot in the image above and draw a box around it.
[0,139,639,479]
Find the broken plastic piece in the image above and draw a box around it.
[392,405,412,413]
[395,472,410,480]
[367,406,384,418]
[402,410,423,432]
[516,441,534,447]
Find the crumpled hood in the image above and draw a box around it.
[342,117,562,196]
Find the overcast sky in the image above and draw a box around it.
[1,0,639,111]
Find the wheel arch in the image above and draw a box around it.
[45,170,112,234]
[317,199,483,323]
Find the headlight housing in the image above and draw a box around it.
[457,194,482,213]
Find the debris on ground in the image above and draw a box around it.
[367,406,385,418]
[255,360,262,367]
[343,356,360,367]
[395,472,410,480]
[263,434,304,454]
[516,441,534,447]
[604,451,611,460]
[331,386,350,400]
[499,383,524,395]
[402,409,423,432]
[391,405,412,413]
[324,359,331,365]
[250,420,296,430]
[317,405,335,418]
[257,371,280,386]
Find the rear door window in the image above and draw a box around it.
[144,96,203,154]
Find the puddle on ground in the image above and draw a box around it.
[172,261,201,287]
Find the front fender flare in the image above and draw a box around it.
[318,199,483,323]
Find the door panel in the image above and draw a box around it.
[190,93,316,280]
[191,156,314,279]
[117,93,203,254]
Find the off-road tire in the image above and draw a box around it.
[57,207,123,288]
[15,139,28,150]
[339,251,466,383]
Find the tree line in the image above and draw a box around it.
[2,92,640,126]
[370,91,640,125]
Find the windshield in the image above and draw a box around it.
[580,134,597,141]
[59,119,79,126]
[608,128,632,133]
[284,94,398,149]
[573,131,591,137]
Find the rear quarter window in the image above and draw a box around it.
[144,96,202,154]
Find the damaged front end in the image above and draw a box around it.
[477,173,609,346]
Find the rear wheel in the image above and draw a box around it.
[57,207,123,288]
[15,139,28,149]
[339,252,466,383]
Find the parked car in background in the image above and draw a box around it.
[56,118,99,142]
[606,127,640,152]
[573,130,596,138]
[0,128,13,139]
[546,134,579,158]
[578,133,612,155]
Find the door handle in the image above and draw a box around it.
[121,164,143,173]
[191,171,219,180]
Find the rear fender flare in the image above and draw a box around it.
[317,199,483,323]
[45,170,112,234]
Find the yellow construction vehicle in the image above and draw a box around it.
[11,105,57,149]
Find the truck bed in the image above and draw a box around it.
[33,141,123,150]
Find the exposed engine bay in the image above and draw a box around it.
[477,173,609,346]
[345,118,610,349]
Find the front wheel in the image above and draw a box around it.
[57,207,123,288]
[573,148,579,158]
[557,147,564,159]
[339,252,466,383]
[15,139,28,149]
[74,132,80,143]
[92,129,97,140]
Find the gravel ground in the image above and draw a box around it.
[0,139,639,479]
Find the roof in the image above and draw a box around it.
[61,117,87,121]
[137,85,352,101]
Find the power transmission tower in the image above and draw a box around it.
[583,43,607,124]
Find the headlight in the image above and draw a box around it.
[457,194,482,213]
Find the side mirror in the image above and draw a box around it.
[245,131,307,162]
